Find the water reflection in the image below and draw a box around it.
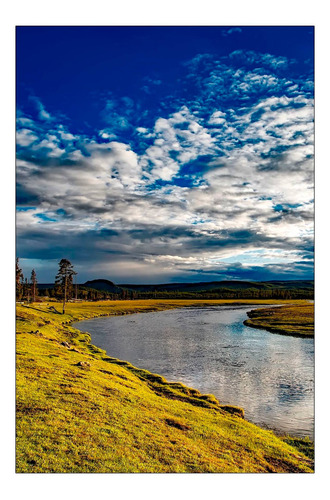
[74,306,314,438]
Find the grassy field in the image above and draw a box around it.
[244,303,314,337]
[16,299,314,473]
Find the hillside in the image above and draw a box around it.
[36,280,314,300]
[119,279,314,292]
[16,299,313,473]
[83,279,122,293]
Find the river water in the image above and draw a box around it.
[73,305,314,438]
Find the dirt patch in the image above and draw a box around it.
[165,418,191,431]
[264,455,310,473]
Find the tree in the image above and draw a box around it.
[74,271,78,300]
[31,269,38,302]
[16,258,24,301]
[23,277,30,303]
[55,259,76,314]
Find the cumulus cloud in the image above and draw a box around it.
[140,106,216,181]
[16,47,314,282]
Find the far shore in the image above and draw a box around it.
[243,303,314,338]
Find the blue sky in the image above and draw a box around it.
[16,26,314,283]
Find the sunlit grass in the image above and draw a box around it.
[244,303,314,337]
[16,299,313,473]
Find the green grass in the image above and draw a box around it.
[16,299,314,473]
[244,303,314,337]
[282,436,314,461]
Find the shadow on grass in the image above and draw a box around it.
[22,305,62,315]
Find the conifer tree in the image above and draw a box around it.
[16,258,24,301]
[55,259,76,314]
[31,269,38,302]
[23,277,30,303]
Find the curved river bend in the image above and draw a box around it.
[73,305,314,438]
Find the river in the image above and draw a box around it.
[73,305,314,438]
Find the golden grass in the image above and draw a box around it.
[244,303,314,337]
[16,299,313,473]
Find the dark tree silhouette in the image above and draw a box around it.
[30,269,38,302]
[16,258,24,301]
[23,277,30,303]
[55,259,76,314]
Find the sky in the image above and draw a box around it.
[16,26,314,284]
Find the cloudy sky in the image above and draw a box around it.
[16,26,314,284]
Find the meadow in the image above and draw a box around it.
[16,299,314,473]
[244,303,314,337]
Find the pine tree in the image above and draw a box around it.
[31,269,38,302]
[16,258,24,301]
[55,259,76,314]
[23,277,30,303]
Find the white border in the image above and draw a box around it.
[3,1,329,498]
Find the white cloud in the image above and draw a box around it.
[16,46,314,281]
[16,128,39,147]
[29,96,54,122]
[141,106,216,181]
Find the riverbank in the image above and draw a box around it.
[16,299,313,473]
[243,303,314,337]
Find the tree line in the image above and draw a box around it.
[16,257,141,305]
[130,288,314,300]
[16,257,314,313]
[39,287,140,301]
[16,258,38,303]
[16,258,77,314]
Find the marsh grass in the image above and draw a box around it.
[244,303,314,337]
[16,299,313,473]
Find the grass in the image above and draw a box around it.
[16,299,314,473]
[243,303,314,337]
[282,436,314,461]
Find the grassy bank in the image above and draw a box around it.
[16,299,313,473]
[243,303,314,337]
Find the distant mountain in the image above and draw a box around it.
[118,280,314,293]
[37,279,119,292]
[36,279,314,299]
[38,279,314,292]
[83,279,121,292]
